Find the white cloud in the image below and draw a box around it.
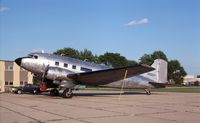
[0,6,9,12]
[125,18,149,26]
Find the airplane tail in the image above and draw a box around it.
[146,59,168,83]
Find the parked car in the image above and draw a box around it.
[12,84,41,94]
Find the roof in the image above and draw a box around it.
[0,60,14,62]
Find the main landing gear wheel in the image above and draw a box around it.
[50,89,59,96]
[145,89,151,95]
[62,89,73,98]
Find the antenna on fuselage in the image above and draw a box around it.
[118,70,128,101]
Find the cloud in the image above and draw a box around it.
[0,6,10,12]
[125,18,149,26]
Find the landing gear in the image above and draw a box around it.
[145,89,151,95]
[50,89,59,96]
[62,88,73,98]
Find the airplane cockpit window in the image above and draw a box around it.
[27,55,34,58]
[33,55,38,59]
[27,54,38,59]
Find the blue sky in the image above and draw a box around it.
[0,0,199,75]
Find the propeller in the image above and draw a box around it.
[42,64,49,83]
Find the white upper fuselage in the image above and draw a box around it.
[17,52,110,78]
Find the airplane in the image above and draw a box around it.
[15,52,167,98]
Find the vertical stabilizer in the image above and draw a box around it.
[146,59,168,83]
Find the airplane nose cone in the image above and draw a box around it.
[15,58,22,66]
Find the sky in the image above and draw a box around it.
[0,0,200,76]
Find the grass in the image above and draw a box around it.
[86,87,200,93]
[151,87,200,93]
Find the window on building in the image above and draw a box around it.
[64,63,68,68]
[72,65,76,69]
[10,81,13,85]
[5,81,8,85]
[20,81,23,85]
[7,66,13,71]
[55,62,59,66]
[81,67,92,72]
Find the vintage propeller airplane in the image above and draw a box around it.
[15,52,167,98]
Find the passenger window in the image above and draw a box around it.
[64,63,68,68]
[55,62,59,66]
[72,65,76,69]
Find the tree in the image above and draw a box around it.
[139,54,153,65]
[168,60,187,84]
[79,49,96,62]
[152,51,168,62]
[98,52,137,68]
[139,50,168,65]
[140,50,186,85]
[54,47,80,59]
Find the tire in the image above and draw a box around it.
[17,90,22,94]
[62,89,73,98]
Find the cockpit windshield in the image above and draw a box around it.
[27,54,38,59]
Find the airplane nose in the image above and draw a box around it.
[15,58,22,66]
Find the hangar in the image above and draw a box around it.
[0,60,33,92]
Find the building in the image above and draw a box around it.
[183,75,200,86]
[0,60,33,92]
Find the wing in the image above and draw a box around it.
[67,64,155,86]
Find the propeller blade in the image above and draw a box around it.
[42,64,49,83]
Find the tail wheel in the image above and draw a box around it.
[62,89,73,98]
[145,89,151,95]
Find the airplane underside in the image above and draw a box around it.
[41,79,160,98]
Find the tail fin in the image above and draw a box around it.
[147,59,168,83]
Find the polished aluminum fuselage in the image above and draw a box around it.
[20,53,110,81]
[18,53,165,89]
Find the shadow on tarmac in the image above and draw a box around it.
[39,91,147,98]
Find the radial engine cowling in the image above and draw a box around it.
[45,67,74,81]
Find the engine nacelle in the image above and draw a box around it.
[45,67,74,81]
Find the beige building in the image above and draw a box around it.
[0,60,33,92]
[183,75,200,86]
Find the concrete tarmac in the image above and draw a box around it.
[0,90,200,123]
